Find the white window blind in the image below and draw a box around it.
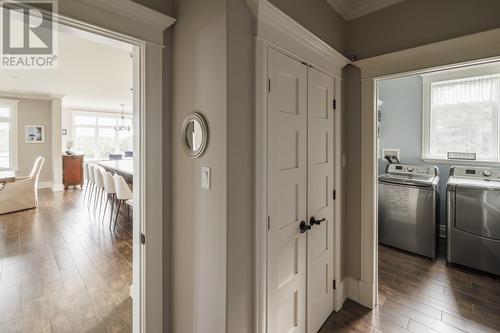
[0,100,18,170]
[429,74,500,161]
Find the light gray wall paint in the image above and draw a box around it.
[269,0,347,52]
[171,0,228,332]
[226,0,255,332]
[341,65,362,280]
[378,75,485,228]
[378,76,423,173]
[1,96,53,183]
[346,0,500,60]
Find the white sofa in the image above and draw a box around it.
[0,156,45,215]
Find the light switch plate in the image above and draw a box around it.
[201,166,210,190]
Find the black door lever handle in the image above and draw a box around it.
[299,221,311,233]
[309,217,326,226]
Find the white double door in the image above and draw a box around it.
[267,48,335,333]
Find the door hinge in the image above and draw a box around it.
[333,280,336,290]
[268,78,271,93]
[333,99,336,110]
[140,233,146,244]
[267,216,270,230]
[333,190,336,200]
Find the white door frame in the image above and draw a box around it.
[249,1,349,332]
[353,27,500,309]
[36,1,175,331]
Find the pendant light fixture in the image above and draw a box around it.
[114,104,131,132]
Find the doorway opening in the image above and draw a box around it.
[0,8,143,332]
[374,60,500,332]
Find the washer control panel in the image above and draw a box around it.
[387,164,438,176]
[451,166,500,180]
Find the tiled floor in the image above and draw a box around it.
[320,243,500,333]
[0,188,133,333]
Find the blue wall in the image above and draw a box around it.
[378,75,482,227]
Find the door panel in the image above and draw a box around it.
[268,48,308,333]
[307,67,335,333]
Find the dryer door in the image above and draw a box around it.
[456,187,500,240]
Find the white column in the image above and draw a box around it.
[51,96,64,192]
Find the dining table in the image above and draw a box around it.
[98,159,134,183]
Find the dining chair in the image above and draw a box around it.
[0,156,44,215]
[102,171,117,227]
[113,174,133,232]
[87,164,96,208]
[93,167,105,218]
[83,163,90,203]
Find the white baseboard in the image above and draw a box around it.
[38,181,53,189]
[344,277,359,303]
[38,182,65,192]
[358,280,376,309]
[51,183,64,192]
[340,277,376,310]
[439,224,447,238]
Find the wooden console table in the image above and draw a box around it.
[63,154,84,190]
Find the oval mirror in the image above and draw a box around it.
[182,112,208,158]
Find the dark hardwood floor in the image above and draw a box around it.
[320,242,500,333]
[0,188,132,333]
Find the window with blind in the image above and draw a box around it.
[71,112,133,160]
[0,100,18,170]
[423,73,500,162]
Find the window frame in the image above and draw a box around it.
[70,110,133,161]
[0,99,19,171]
[422,65,500,164]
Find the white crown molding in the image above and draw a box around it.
[247,0,350,77]
[326,0,403,21]
[56,0,176,46]
[0,91,60,101]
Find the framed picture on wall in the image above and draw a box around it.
[25,125,45,143]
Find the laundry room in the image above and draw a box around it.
[377,61,500,290]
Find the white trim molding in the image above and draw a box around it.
[247,0,350,77]
[353,26,500,310]
[57,0,175,46]
[250,1,350,332]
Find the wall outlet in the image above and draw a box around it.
[382,148,400,161]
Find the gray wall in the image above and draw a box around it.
[269,0,347,52]
[170,0,228,332]
[378,76,423,173]
[341,65,361,280]
[346,0,500,60]
[226,0,255,332]
[0,96,53,183]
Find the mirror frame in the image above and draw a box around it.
[181,112,208,158]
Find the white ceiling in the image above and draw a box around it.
[326,0,403,21]
[0,27,134,112]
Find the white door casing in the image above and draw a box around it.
[267,48,308,333]
[306,67,335,333]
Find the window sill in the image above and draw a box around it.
[420,157,500,166]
